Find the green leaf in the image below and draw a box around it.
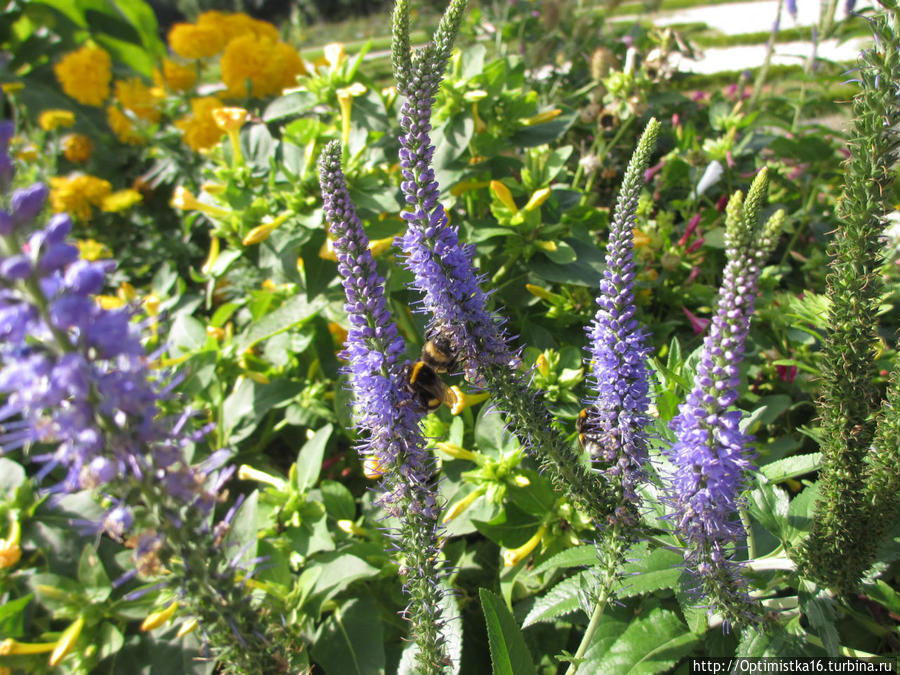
[235,294,327,352]
[473,503,541,548]
[310,596,385,675]
[510,107,576,147]
[226,490,259,562]
[618,547,684,600]
[222,378,305,444]
[0,595,32,637]
[264,91,318,121]
[740,395,792,433]
[522,571,588,627]
[746,481,790,543]
[77,544,111,602]
[319,480,356,521]
[295,424,333,493]
[306,549,381,611]
[580,608,698,674]
[760,453,822,482]
[0,458,25,495]
[532,545,597,575]
[480,589,538,675]
[861,579,900,614]
[540,240,577,265]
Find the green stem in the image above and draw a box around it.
[750,0,784,108]
[565,594,610,675]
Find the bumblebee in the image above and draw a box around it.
[403,360,453,412]
[576,407,616,466]
[420,332,457,374]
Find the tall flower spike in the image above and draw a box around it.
[585,118,659,507]
[318,140,448,674]
[392,0,618,521]
[797,10,900,594]
[665,169,784,628]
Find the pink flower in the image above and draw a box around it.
[682,306,710,335]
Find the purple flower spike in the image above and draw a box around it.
[396,47,515,381]
[11,183,48,225]
[318,140,434,516]
[664,169,784,624]
[585,119,659,505]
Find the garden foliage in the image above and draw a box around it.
[0,0,897,672]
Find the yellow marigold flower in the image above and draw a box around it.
[199,11,279,43]
[167,23,225,60]
[114,77,162,123]
[106,105,142,145]
[75,238,111,261]
[154,58,196,93]
[61,133,93,163]
[101,189,143,213]
[38,109,75,131]
[174,97,225,152]
[54,45,111,106]
[633,228,651,248]
[221,36,305,98]
[50,174,112,221]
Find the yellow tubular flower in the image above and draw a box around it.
[201,236,220,275]
[237,464,288,490]
[49,616,84,666]
[140,601,178,632]
[54,45,111,106]
[170,186,230,218]
[336,83,367,146]
[337,520,367,536]
[242,213,290,246]
[38,109,75,131]
[323,42,346,70]
[520,108,562,126]
[175,618,199,639]
[502,523,548,567]
[167,23,225,59]
[490,180,518,213]
[0,638,56,656]
[60,133,93,163]
[212,107,248,164]
[442,486,487,523]
[448,386,490,415]
[101,189,142,213]
[206,325,225,340]
[434,442,478,462]
[524,187,551,212]
[0,519,21,569]
[175,97,225,153]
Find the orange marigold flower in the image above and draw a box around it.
[167,22,225,59]
[155,59,196,93]
[49,174,112,221]
[174,97,225,152]
[53,45,111,106]
[38,109,75,131]
[61,133,93,163]
[220,35,305,98]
